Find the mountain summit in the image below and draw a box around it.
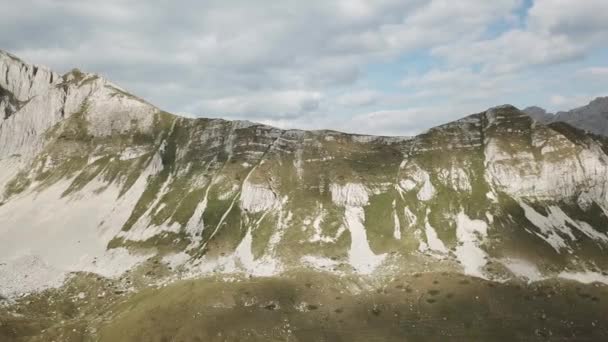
[2,51,608,341]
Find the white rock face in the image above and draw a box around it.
[402,206,417,227]
[330,183,369,207]
[184,186,210,238]
[485,123,608,204]
[0,51,59,101]
[399,179,417,192]
[454,211,488,279]
[0,52,72,161]
[232,228,281,276]
[307,204,345,243]
[191,226,282,277]
[0,52,159,163]
[343,206,385,274]
[423,211,448,254]
[417,178,436,201]
[398,163,435,201]
[240,181,277,213]
[519,201,573,252]
[392,200,401,240]
[0,86,66,159]
[437,166,471,192]
[3,51,608,298]
[519,201,608,251]
[328,182,385,273]
[83,81,157,136]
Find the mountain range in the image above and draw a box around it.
[1,50,608,341]
[524,97,608,136]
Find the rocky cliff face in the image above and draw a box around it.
[524,96,608,136]
[3,50,608,341]
[1,50,608,301]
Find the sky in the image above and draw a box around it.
[2,0,608,136]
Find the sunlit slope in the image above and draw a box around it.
[2,51,608,297]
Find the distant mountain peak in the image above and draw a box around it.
[523,96,608,136]
[588,96,608,105]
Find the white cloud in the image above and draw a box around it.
[374,0,521,54]
[433,29,583,74]
[335,90,380,107]
[2,1,523,122]
[528,0,608,36]
[347,108,430,136]
[3,0,606,136]
[548,94,602,112]
[401,67,525,102]
[343,103,483,136]
[433,0,608,74]
[405,0,519,27]
[578,67,608,78]
[190,91,323,120]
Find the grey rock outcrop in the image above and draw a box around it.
[523,97,608,136]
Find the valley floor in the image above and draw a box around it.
[1,272,607,341]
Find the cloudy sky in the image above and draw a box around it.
[3,0,607,135]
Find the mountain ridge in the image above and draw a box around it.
[2,49,608,341]
[0,49,527,140]
[524,96,608,136]
[2,50,608,283]
[6,48,608,141]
